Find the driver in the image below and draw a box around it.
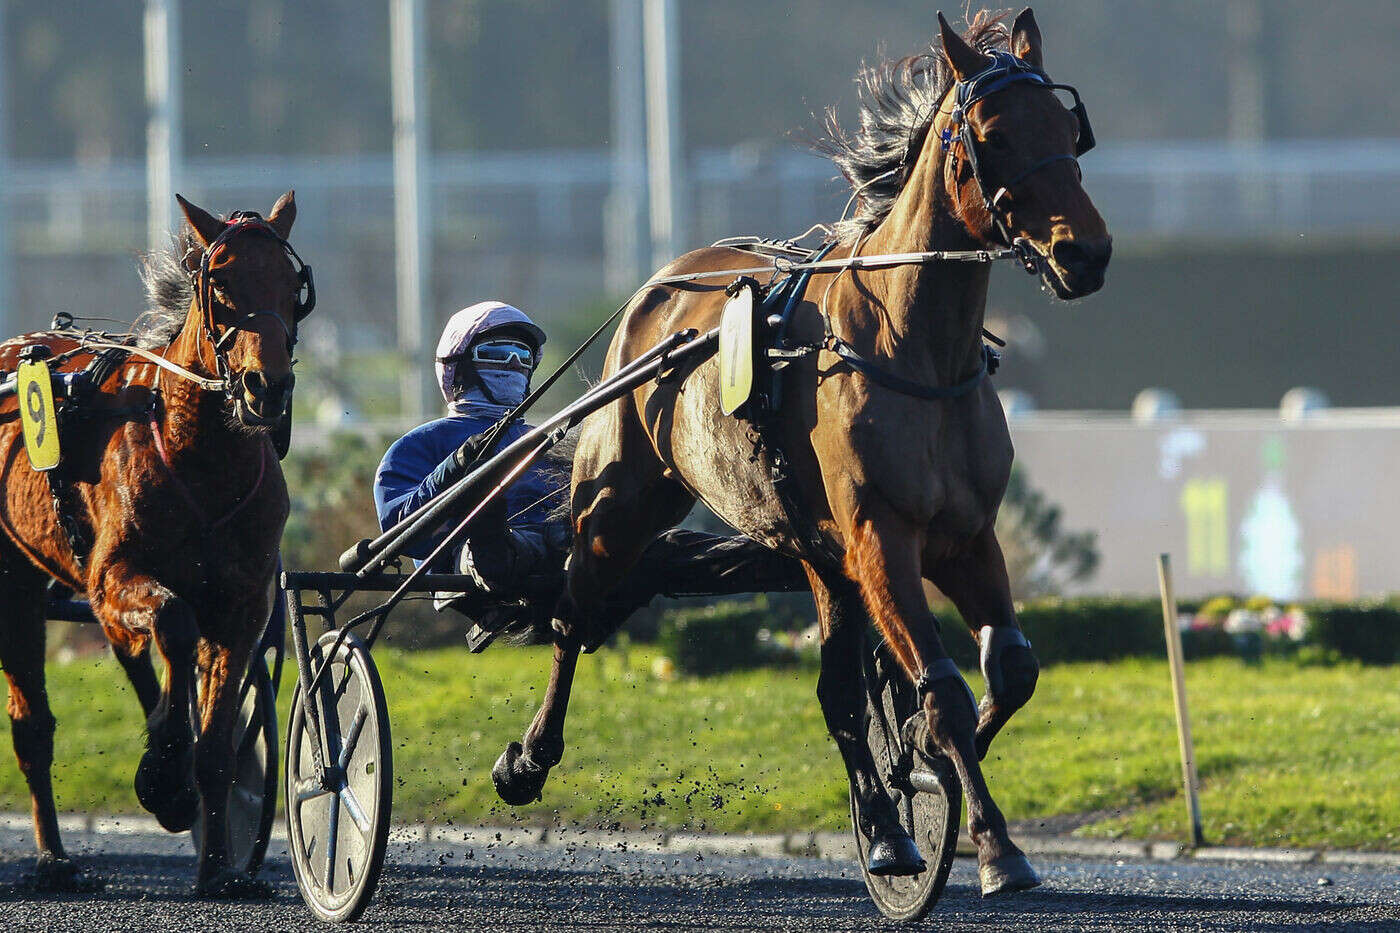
[374,301,565,591]
[373,301,807,630]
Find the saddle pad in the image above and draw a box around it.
[718,285,756,416]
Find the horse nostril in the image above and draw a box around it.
[244,370,269,398]
[1051,238,1112,273]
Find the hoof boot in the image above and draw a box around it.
[867,831,926,877]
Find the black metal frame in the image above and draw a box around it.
[280,326,719,796]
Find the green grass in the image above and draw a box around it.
[3,649,1398,849]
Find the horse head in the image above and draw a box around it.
[176,191,312,428]
[935,9,1112,299]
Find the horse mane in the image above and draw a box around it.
[134,230,199,349]
[813,10,1011,243]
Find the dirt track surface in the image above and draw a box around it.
[2,823,1397,931]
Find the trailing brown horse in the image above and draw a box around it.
[493,9,1110,896]
[0,192,309,895]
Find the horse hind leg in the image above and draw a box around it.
[925,526,1039,761]
[0,561,97,890]
[189,638,272,898]
[808,568,925,876]
[845,502,1038,897]
[493,407,693,807]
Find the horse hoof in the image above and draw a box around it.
[135,743,199,832]
[195,869,275,900]
[135,767,199,833]
[492,741,549,806]
[23,855,105,893]
[867,831,926,876]
[979,852,1041,897]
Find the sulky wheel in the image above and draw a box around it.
[850,638,962,923]
[190,656,278,877]
[286,630,393,924]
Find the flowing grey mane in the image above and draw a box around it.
[134,231,198,348]
[813,15,1009,242]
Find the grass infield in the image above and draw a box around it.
[2,648,1397,850]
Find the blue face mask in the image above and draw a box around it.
[476,368,529,406]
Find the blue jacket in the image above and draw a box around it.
[373,414,562,567]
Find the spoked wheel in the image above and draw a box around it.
[286,630,392,924]
[190,658,278,877]
[850,639,962,923]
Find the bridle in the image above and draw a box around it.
[940,49,1097,247]
[188,210,316,404]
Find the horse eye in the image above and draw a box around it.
[985,129,1009,151]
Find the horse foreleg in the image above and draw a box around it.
[93,566,200,833]
[112,644,162,719]
[845,503,1038,897]
[925,526,1039,761]
[0,572,88,889]
[808,567,925,876]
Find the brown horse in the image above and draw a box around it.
[493,9,1110,896]
[0,193,308,895]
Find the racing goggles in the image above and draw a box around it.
[469,338,536,371]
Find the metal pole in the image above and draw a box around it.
[0,0,11,335]
[391,0,432,420]
[642,0,686,272]
[144,0,181,254]
[1226,0,1267,220]
[605,0,648,293]
[1156,554,1205,847]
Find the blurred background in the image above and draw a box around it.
[3,0,1399,600]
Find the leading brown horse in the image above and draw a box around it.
[0,192,308,895]
[493,9,1110,896]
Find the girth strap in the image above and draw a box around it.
[826,338,992,400]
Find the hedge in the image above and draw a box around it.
[651,595,1400,676]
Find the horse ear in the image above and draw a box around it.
[1010,8,1044,70]
[176,194,224,248]
[268,189,297,240]
[937,11,991,81]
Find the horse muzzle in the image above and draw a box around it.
[1044,236,1112,299]
[237,370,295,427]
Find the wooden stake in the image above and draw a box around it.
[1156,553,1204,847]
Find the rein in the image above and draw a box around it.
[640,240,1034,402]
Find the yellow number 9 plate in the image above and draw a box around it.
[17,359,61,471]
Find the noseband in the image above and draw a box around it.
[188,210,316,403]
[940,49,1096,246]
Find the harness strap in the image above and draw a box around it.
[77,338,227,391]
[826,338,991,400]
